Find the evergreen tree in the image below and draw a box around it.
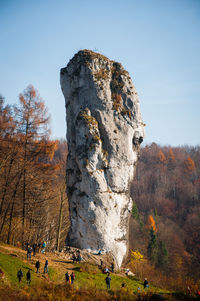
[132,201,139,220]
[156,240,168,270]
[147,228,158,264]
[147,229,168,271]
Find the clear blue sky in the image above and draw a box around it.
[0,0,199,146]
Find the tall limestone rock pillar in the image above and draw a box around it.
[60,50,144,267]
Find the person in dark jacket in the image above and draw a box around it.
[105,273,111,289]
[72,253,76,263]
[65,271,70,283]
[111,262,114,273]
[44,259,48,273]
[144,278,149,289]
[77,253,82,264]
[26,269,31,285]
[27,246,32,260]
[32,243,37,256]
[35,260,40,273]
[25,242,29,251]
[17,268,23,283]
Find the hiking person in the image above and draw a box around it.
[70,272,75,284]
[77,253,82,264]
[65,271,70,283]
[144,278,149,289]
[35,260,40,273]
[38,242,41,253]
[17,268,23,283]
[32,243,37,256]
[27,246,32,260]
[100,259,103,268]
[105,273,111,289]
[111,262,114,273]
[72,253,76,263]
[125,268,129,276]
[41,241,46,254]
[105,267,109,273]
[98,249,102,255]
[44,259,48,273]
[25,242,29,251]
[26,269,31,285]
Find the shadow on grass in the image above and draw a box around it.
[70,266,80,271]
[52,259,72,264]
[22,266,34,272]
[127,275,140,282]
[9,253,18,257]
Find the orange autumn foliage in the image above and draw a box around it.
[157,150,166,163]
[168,148,175,161]
[146,215,157,232]
[184,156,195,173]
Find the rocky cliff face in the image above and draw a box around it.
[60,50,144,267]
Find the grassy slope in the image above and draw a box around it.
[0,243,184,301]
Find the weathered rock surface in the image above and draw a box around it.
[60,50,145,267]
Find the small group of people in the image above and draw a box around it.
[17,259,49,285]
[100,260,115,274]
[187,286,200,296]
[136,278,149,292]
[72,250,82,264]
[26,243,38,259]
[25,241,47,258]
[65,271,75,284]
[17,268,31,285]
[143,278,149,289]
[100,258,114,290]
[35,259,48,274]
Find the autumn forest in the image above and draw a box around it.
[130,142,200,288]
[0,85,199,290]
[0,86,69,252]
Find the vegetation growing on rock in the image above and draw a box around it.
[79,109,99,130]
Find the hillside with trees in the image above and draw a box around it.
[0,87,200,295]
[129,143,200,287]
[0,86,69,250]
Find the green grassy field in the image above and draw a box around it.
[0,243,196,301]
